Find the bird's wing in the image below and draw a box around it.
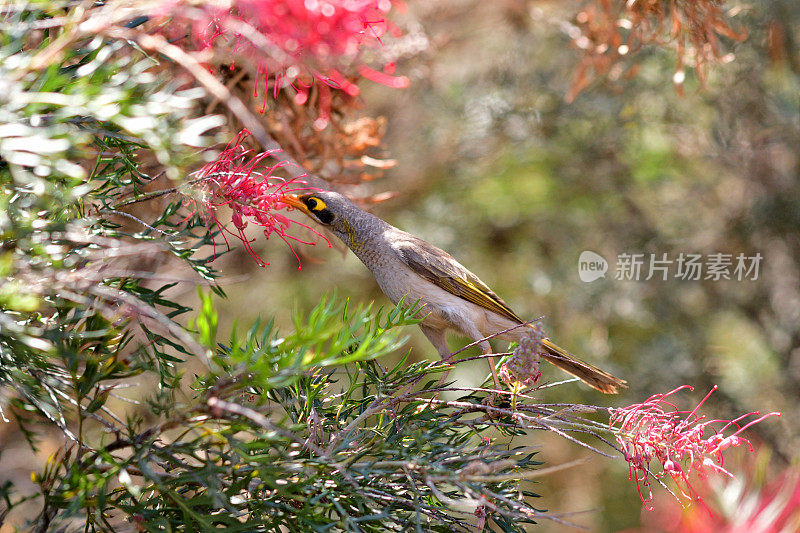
[395,236,524,324]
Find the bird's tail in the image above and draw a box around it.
[539,338,627,394]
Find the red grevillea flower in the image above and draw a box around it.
[642,465,800,532]
[192,129,331,268]
[169,0,408,129]
[610,385,780,509]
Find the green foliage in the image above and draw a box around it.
[0,4,567,531]
[5,282,550,531]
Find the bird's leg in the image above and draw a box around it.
[418,326,453,411]
[420,325,453,362]
[486,351,502,390]
[459,323,502,390]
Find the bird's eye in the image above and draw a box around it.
[303,196,334,224]
[305,197,327,211]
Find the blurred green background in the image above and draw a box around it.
[201,1,798,530]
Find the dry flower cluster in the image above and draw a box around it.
[567,0,746,100]
[499,323,544,387]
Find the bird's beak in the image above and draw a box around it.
[280,194,312,217]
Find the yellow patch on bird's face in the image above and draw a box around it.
[307,197,327,211]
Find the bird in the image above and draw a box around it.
[281,191,626,394]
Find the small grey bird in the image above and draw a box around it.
[282,191,626,393]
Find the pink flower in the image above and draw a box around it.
[192,129,331,268]
[165,0,409,129]
[641,465,800,532]
[610,385,780,509]
[234,0,396,66]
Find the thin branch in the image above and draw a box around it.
[88,284,211,366]
[104,209,180,239]
[325,394,388,455]
[445,457,590,483]
[407,396,617,459]
[109,186,181,210]
[448,317,544,358]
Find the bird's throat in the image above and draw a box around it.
[341,219,365,252]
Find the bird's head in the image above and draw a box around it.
[281,191,381,249]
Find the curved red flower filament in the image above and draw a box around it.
[192,130,332,268]
[610,385,780,509]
